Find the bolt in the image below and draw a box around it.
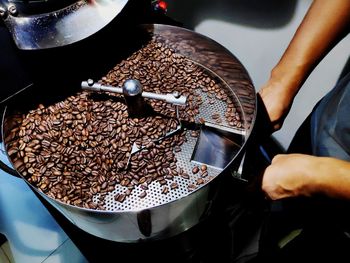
[173,91,180,98]
[0,6,8,19]
[123,79,143,96]
[8,4,17,16]
[87,79,94,86]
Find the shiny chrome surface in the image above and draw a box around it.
[192,126,244,169]
[121,79,145,117]
[1,24,256,242]
[1,0,128,50]
[81,79,188,106]
[40,177,216,242]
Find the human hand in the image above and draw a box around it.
[258,78,295,131]
[262,154,350,201]
[261,154,320,200]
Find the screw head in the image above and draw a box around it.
[8,4,17,16]
[173,91,180,98]
[87,79,94,86]
[123,79,143,96]
[0,6,8,19]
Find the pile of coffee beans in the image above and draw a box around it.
[5,36,241,210]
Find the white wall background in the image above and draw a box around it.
[168,0,350,150]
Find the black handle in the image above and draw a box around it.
[0,105,20,177]
[241,93,279,182]
[247,94,288,209]
[0,157,20,177]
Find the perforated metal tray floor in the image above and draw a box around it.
[92,60,246,212]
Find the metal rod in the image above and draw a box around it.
[81,79,187,106]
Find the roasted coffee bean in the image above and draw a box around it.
[140,184,148,190]
[170,182,178,189]
[180,173,190,179]
[187,184,196,192]
[192,166,199,174]
[174,146,181,152]
[161,186,169,194]
[117,194,126,203]
[139,191,147,199]
[196,178,205,185]
[4,37,245,210]
[201,171,208,178]
[158,179,167,186]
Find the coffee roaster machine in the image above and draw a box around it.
[0,1,273,262]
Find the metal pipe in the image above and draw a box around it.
[81,79,187,106]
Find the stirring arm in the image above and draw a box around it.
[81,79,187,106]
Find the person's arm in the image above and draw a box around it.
[259,0,350,130]
[262,154,350,201]
[260,0,350,201]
